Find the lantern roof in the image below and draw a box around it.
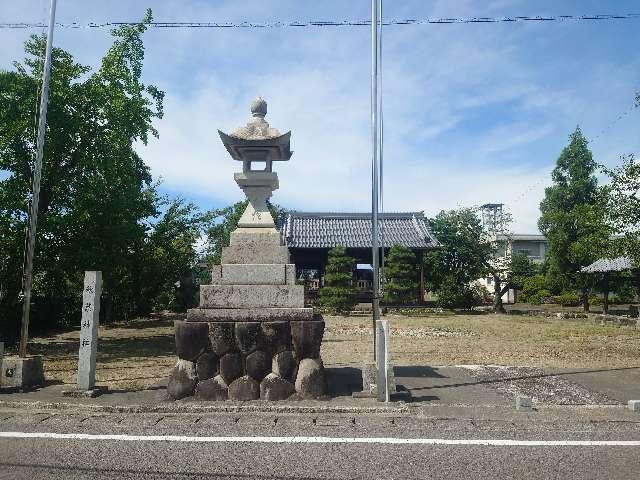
[218,97,292,163]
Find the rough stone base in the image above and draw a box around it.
[260,373,295,400]
[229,375,260,401]
[195,376,228,401]
[1,356,45,390]
[187,307,314,322]
[168,318,326,401]
[167,359,197,400]
[354,362,397,398]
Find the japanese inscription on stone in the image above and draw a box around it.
[77,271,102,390]
[0,341,4,387]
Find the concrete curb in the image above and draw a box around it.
[0,399,633,416]
[0,400,417,415]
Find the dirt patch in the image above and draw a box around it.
[322,314,640,369]
[15,312,640,392]
[25,315,178,391]
[326,326,475,338]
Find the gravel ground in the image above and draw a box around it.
[460,365,619,405]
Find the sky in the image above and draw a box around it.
[1,0,638,233]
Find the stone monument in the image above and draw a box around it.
[78,271,102,391]
[63,271,107,397]
[167,98,327,401]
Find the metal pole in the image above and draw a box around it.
[18,0,57,358]
[370,0,380,362]
[378,0,385,292]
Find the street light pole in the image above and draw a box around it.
[18,0,57,358]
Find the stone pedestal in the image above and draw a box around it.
[168,226,327,401]
[1,355,45,391]
[168,225,327,401]
[167,97,326,401]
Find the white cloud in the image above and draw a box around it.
[3,0,639,237]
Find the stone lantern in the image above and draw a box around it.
[218,97,292,229]
[167,98,327,402]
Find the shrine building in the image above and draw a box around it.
[280,211,440,303]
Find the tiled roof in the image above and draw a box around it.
[282,211,440,249]
[581,256,634,273]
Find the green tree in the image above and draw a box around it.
[481,209,514,313]
[490,247,544,312]
[603,154,640,264]
[138,198,205,313]
[201,200,286,273]
[318,246,357,313]
[383,245,418,305]
[507,254,539,295]
[0,10,164,341]
[538,127,612,311]
[425,208,492,308]
[202,200,248,267]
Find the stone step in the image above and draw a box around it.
[211,264,296,285]
[187,307,314,322]
[230,228,282,246]
[221,244,290,264]
[200,284,304,309]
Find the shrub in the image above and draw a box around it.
[528,289,552,305]
[557,291,580,307]
[318,246,357,314]
[520,275,548,303]
[615,283,636,304]
[436,276,484,309]
[589,296,604,306]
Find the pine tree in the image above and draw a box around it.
[383,245,418,305]
[538,127,611,310]
[318,246,357,313]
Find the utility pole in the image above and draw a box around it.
[378,0,385,290]
[18,0,57,358]
[370,0,380,360]
[371,0,389,402]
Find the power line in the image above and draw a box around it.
[590,103,639,143]
[1,13,640,30]
[509,99,640,206]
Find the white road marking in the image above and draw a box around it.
[1,431,639,446]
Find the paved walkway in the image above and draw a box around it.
[396,365,640,406]
[1,365,639,415]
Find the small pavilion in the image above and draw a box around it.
[581,256,638,314]
[280,211,440,303]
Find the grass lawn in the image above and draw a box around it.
[12,312,640,391]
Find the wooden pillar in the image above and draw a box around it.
[603,272,610,314]
[419,250,425,304]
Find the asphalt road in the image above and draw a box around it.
[1,409,640,479]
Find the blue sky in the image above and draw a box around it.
[1,0,639,233]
